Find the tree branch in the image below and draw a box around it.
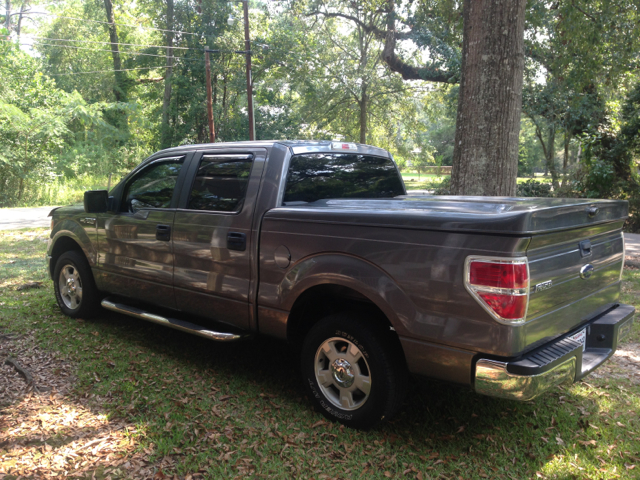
[306,10,387,39]
[570,1,597,22]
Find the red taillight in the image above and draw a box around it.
[465,257,529,323]
[469,262,528,289]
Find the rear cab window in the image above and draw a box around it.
[282,153,404,205]
[186,154,254,213]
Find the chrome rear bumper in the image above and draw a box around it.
[475,303,635,401]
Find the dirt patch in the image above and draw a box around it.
[624,255,640,269]
[0,333,164,479]
[589,342,640,385]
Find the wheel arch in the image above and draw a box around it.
[48,228,94,278]
[279,254,417,354]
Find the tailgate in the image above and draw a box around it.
[524,221,625,350]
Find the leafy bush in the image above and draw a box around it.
[516,179,553,197]
[432,177,451,195]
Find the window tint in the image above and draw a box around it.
[123,158,183,212]
[283,153,404,204]
[187,155,253,212]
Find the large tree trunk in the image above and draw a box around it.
[450,0,526,196]
[160,0,174,149]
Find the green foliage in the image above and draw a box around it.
[0,0,638,212]
[561,82,640,231]
[432,176,451,195]
[0,40,149,207]
[516,179,552,198]
[523,0,640,193]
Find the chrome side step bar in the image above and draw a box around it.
[101,298,249,342]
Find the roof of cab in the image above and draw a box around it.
[154,140,390,158]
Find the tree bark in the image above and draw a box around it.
[450,0,526,196]
[359,82,367,144]
[535,123,559,190]
[16,1,25,37]
[4,0,9,31]
[103,0,127,102]
[160,0,174,149]
[561,130,570,187]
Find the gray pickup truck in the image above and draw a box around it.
[47,140,634,429]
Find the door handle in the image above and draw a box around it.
[156,224,171,241]
[227,232,246,251]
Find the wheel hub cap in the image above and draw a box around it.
[66,278,77,295]
[331,359,355,388]
[314,337,371,411]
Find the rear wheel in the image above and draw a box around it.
[53,251,100,319]
[301,312,407,429]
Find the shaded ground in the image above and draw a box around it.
[0,332,160,479]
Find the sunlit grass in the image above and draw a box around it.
[401,173,554,192]
[10,174,121,208]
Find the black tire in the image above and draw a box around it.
[53,251,101,319]
[301,312,408,430]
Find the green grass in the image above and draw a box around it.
[1,228,639,478]
[9,173,130,208]
[401,173,554,192]
[402,174,448,191]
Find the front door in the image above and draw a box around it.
[97,156,186,308]
[172,150,265,330]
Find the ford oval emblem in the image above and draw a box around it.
[580,264,594,279]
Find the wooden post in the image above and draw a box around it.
[243,0,255,141]
[205,49,216,143]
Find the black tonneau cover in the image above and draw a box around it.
[267,196,628,235]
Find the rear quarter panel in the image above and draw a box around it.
[258,214,531,357]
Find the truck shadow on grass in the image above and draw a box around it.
[2,291,637,479]
[49,307,634,479]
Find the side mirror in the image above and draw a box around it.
[84,190,108,213]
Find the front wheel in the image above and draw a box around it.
[53,251,100,319]
[301,312,407,430]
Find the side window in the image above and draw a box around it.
[187,154,253,212]
[123,158,184,212]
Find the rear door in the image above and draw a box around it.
[97,155,188,308]
[172,148,266,330]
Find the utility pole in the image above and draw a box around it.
[242,0,255,141]
[205,49,216,143]
[209,0,256,141]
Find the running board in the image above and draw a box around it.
[101,298,249,342]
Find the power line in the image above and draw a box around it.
[18,11,207,37]
[2,37,255,57]
[24,35,200,51]
[48,66,174,76]
[0,39,198,61]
